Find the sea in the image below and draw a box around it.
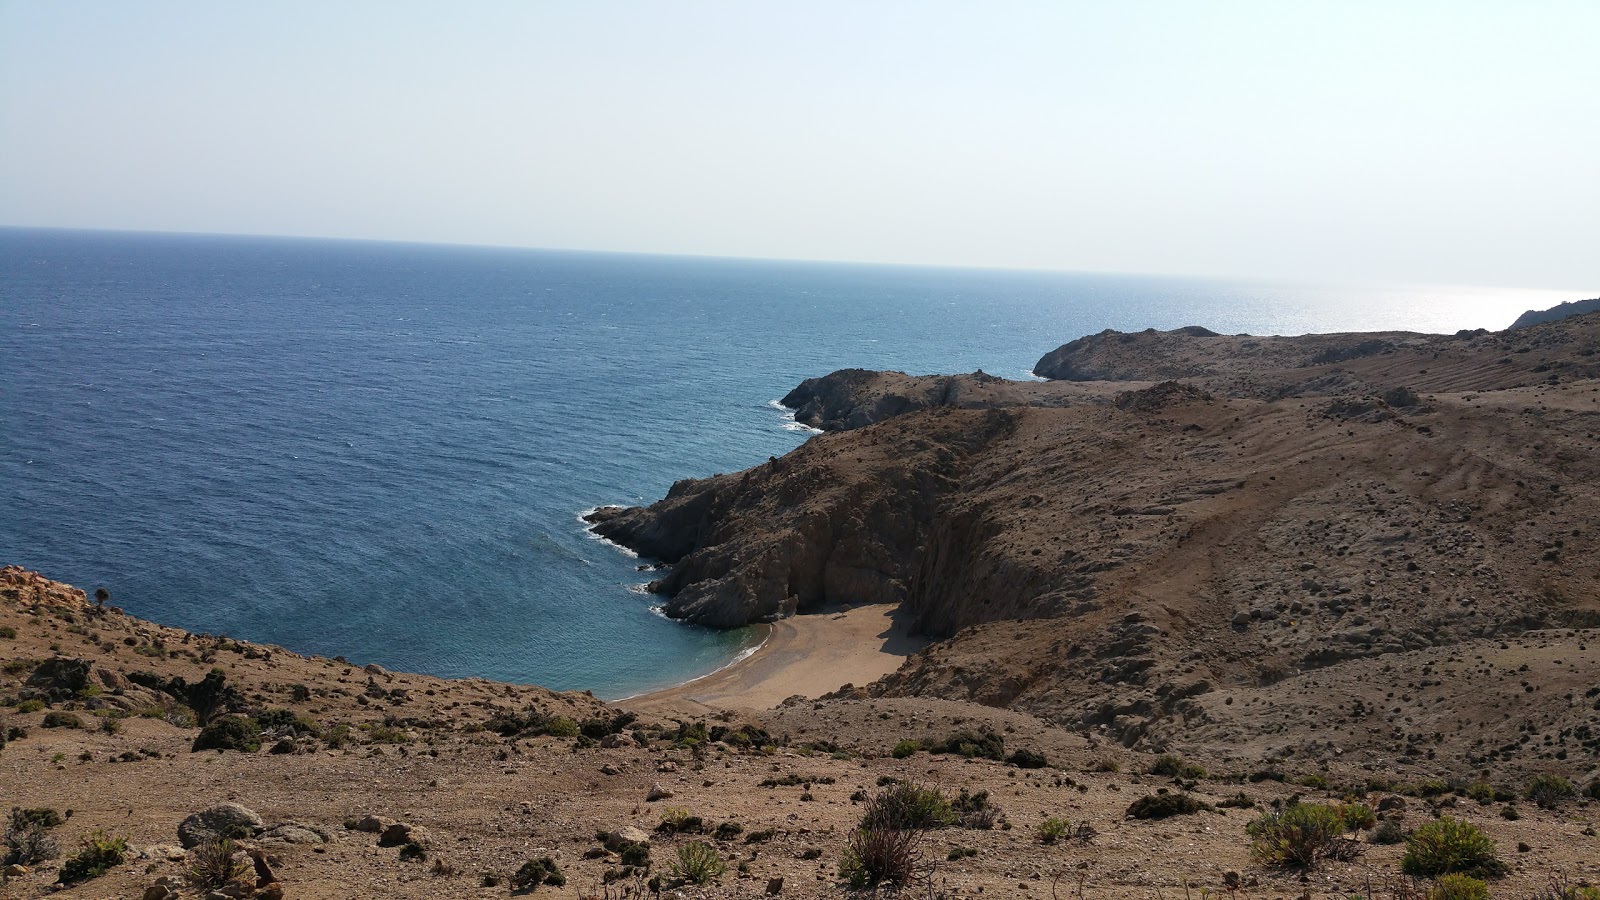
[0,228,1576,699]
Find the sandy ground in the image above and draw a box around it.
[622,603,926,717]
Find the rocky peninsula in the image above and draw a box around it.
[6,305,1600,898]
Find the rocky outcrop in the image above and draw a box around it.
[778,368,1100,432]
[587,408,1018,628]
[594,313,1600,760]
[1509,298,1600,329]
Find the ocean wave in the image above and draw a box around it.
[576,507,638,558]
[768,399,823,435]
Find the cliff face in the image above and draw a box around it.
[1509,297,1600,329]
[586,408,1018,628]
[593,312,1600,766]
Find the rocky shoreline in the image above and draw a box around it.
[585,309,1600,781]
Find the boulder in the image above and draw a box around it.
[646,782,674,802]
[377,822,428,848]
[602,827,651,851]
[178,803,265,848]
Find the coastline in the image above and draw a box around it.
[618,602,927,717]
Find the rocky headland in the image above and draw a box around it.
[6,304,1600,898]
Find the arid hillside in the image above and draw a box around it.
[589,313,1600,784]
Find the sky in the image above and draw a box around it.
[1,1,1596,289]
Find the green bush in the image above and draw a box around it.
[1036,817,1070,844]
[1126,792,1208,820]
[1247,803,1352,868]
[1429,873,1490,900]
[873,783,955,829]
[952,789,1002,829]
[1150,754,1183,776]
[41,711,82,729]
[891,739,920,759]
[511,856,564,890]
[1465,782,1496,805]
[0,626,16,639]
[928,729,1005,760]
[57,830,127,883]
[840,787,928,888]
[192,715,262,753]
[5,807,63,866]
[1338,802,1376,831]
[671,841,725,885]
[186,838,248,889]
[1401,818,1506,878]
[1524,774,1576,809]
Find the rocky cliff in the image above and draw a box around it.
[592,311,1600,770]
[1509,296,1600,330]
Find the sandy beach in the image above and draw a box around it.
[620,603,927,717]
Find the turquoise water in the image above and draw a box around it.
[0,228,1570,697]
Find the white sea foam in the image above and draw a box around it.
[768,399,822,435]
[576,506,639,558]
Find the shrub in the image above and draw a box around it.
[1150,755,1184,777]
[1465,782,1496,805]
[1371,819,1407,845]
[1006,748,1048,769]
[1401,818,1506,878]
[1430,873,1490,900]
[56,830,127,883]
[655,808,705,835]
[398,842,427,861]
[1339,802,1376,831]
[5,808,62,865]
[891,739,920,759]
[1587,779,1600,801]
[953,789,1002,829]
[839,783,943,887]
[0,626,15,639]
[873,783,956,830]
[618,840,651,868]
[1037,817,1070,844]
[928,729,1005,761]
[1247,803,1353,868]
[1524,774,1576,809]
[840,823,918,887]
[192,715,261,752]
[671,841,725,885]
[1126,792,1209,819]
[41,711,82,729]
[186,838,249,890]
[511,856,565,890]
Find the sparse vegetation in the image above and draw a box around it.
[1247,802,1359,868]
[1524,774,1576,809]
[192,714,262,752]
[671,841,726,885]
[511,856,565,890]
[5,807,63,866]
[1037,816,1070,844]
[1401,818,1506,879]
[1430,873,1490,900]
[187,838,249,890]
[840,785,931,889]
[1126,792,1209,819]
[56,829,127,884]
[41,710,82,729]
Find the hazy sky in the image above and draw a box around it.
[2,1,1595,288]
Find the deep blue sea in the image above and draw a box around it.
[0,229,1574,697]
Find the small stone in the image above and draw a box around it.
[5,864,31,877]
[600,764,623,776]
[647,782,674,802]
[767,876,785,894]
[354,814,390,833]
[141,887,176,900]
